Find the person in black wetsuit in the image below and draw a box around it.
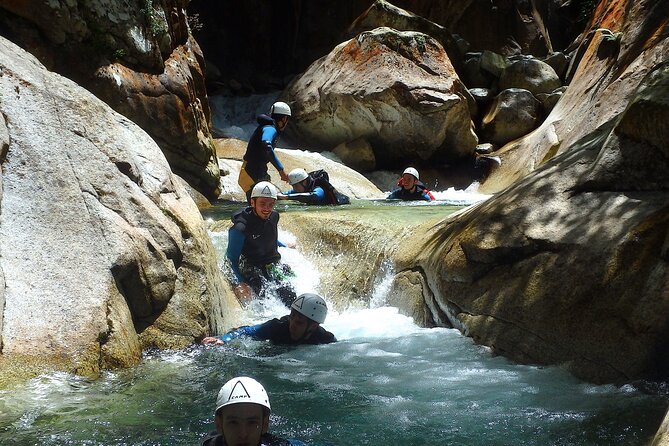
[387,167,435,201]
[201,293,336,346]
[226,181,296,307]
[277,168,350,205]
[239,101,292,203]
[201,376,306,446]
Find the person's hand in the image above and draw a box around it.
[279,170,290,183]
[233,282,255,305]
[285,241,297,249]
[201,336,225,346]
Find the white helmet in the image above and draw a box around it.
[288,168,309,185]
[250,181,278,200]
[270,101,291,117]
[291,293,328,324]
[215,376,271,414]
[402,167,419,180]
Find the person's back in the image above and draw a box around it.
[244,114,277,178]
[219,315,335,345]
[239,102,292,200]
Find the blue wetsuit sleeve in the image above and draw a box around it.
[283,187,326,204]
[226,227,245,283]
[261,126,284,171]
[421,191,432,201]
[278,240,286,248]
[215,324,264,342]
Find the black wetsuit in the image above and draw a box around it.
[226,208,295,306]
[387,182,433,201]
[243,114,284,184]
[216,315,336,345]
[201,431,293,446]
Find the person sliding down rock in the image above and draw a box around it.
[225,181,296,307]
[386,167,435,201]
[277,168,350,205]
[201,294,336,346]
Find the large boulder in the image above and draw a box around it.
[481,0,669,193]
[480,88,542,146]
[283,27,478,167]
[346,0,463,73]
[0,0,221,198]
[498,57,562,96]
[0,37,238,380]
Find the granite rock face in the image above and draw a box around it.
[0,0,220,198]
[283,27,477,167]
[0,36,237,379]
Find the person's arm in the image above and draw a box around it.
[282,186,326,205]
[421,191,433,201]
[217,324,265,342]
[277,188,295,200]
[201,323,265,345]
[260,126,284,172]
[226,227,245,284]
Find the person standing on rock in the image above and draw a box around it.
[277,168,350,205]
[387,167,435,201]
[226,181,297,307]
[239,101,292,203]
[201,376,307,446]
[202,293,336,346]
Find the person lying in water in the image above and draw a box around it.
[201,376,306,446]
[201,293,336,346]
[277,168,350,205]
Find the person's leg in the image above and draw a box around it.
[266,262,296,307]
[239,257,267,297]
[275,281,297,307]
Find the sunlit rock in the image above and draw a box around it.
[0,37,237,380]
[283,27,477,166]
[346,0,463,71]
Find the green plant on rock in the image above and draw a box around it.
[414,34,426,52]
[600,29,623,43]
[112,48,126,60]
[141,0,166,37]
